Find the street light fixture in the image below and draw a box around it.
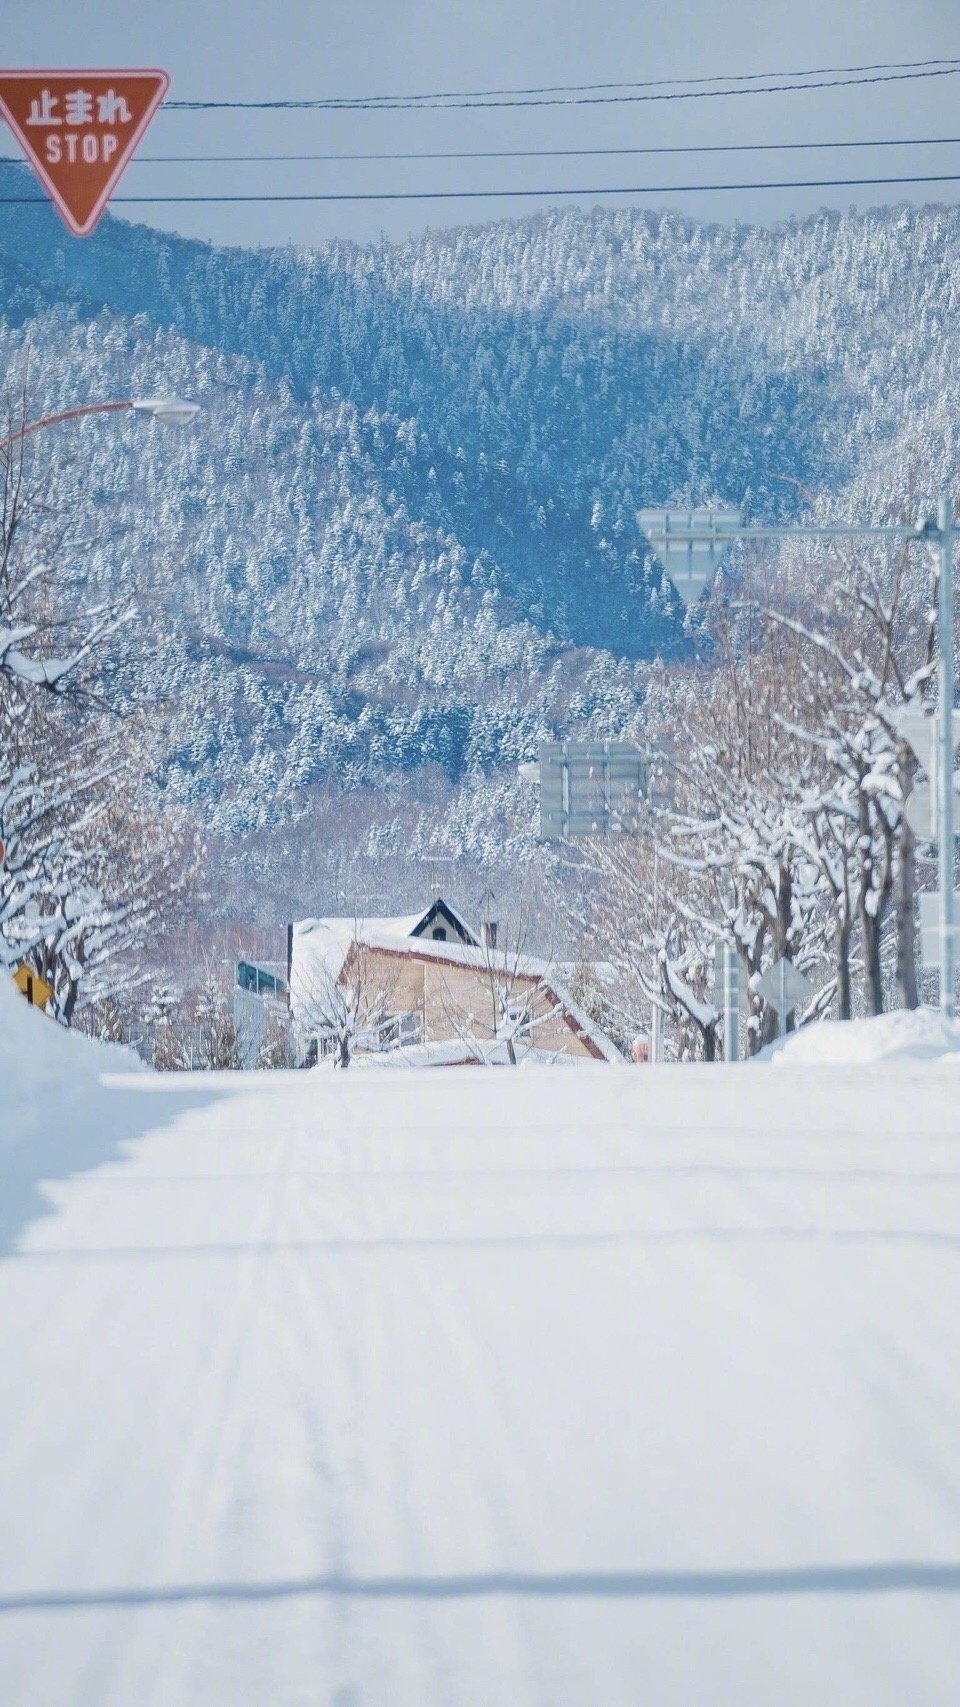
[637,500,958,1018]
[0,395,200,455]
[130,397,201,426]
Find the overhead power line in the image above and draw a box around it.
[40,136,960,166]
[5,171,960,207]
[164,62,960,113]
[165,57,960,105]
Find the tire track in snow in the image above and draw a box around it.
[128,1125,300,1707]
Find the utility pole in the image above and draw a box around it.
[721,879,739,1062]
[937,496,956,1017]
[711,939,741,1060]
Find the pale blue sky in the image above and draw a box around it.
[4,0,960,248]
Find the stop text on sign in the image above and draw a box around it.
[0,69,169,237]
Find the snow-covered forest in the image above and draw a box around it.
[0,163,958,1038]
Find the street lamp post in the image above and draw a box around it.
[934,497,956,1017]
[0,392,201,697]
[638,502,958,1019]
[0,395,200,456]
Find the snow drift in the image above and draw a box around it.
[765,1006,960,1066]
[0,975,142,1152]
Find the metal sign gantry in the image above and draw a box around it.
[538,740,647,840]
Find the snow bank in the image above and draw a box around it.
[0,975,143,1152]
[763,1006,960,1066]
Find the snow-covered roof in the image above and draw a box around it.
[291,916,394,992]
[289,906,625,1063]
[291,901,465,991]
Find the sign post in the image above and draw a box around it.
[650,1000,663,1064]
[0,68,169,237]
[919,893,960,970]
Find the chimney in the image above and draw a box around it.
[481,920,498,949]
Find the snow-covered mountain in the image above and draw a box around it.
[1,164,958,907]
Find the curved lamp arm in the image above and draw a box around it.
[0,396,200,454]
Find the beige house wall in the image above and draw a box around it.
[367,952,425,1017]
[352,945,601,1060]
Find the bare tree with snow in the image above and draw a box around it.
[289,918,405,1068]
[435,888,565,1065]
[0,381,200,1024]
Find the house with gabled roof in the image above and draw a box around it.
[287,897,623,1066]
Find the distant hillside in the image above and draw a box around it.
[1,167,958,908]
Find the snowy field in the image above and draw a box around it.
[1,994,959,1704]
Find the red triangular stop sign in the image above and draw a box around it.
[0,68,169,238]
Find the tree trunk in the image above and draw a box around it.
[337,1034,351,1068]
[836,920,853,1021]
[743,958,770,1056]
[759,1000,779,1049]
[859,791,885,1016]
[62,976,80,1027]
[776,862,793,961]
[860,904,884,1015]
[775,856,796,1036]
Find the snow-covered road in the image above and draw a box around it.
[1,1057,959,1704]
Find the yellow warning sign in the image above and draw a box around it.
[12,963,54,1010]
